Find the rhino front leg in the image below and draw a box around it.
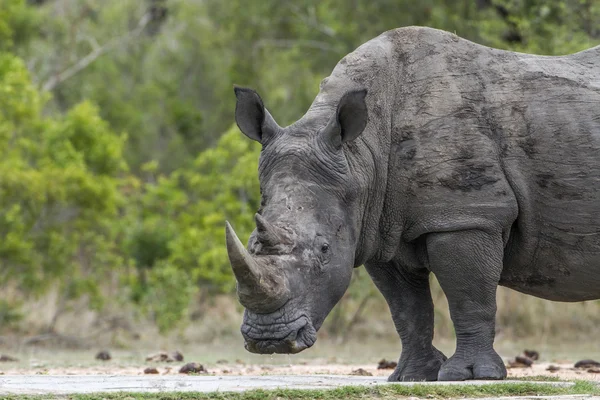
[365,261,447,381]
[426,229,507,381]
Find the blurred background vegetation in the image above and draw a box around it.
[0,0,599,348]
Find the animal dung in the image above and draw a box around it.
[144,367,159,374]
[515,356,534,366]
[377,359,398,369]
[351,368,373,376]
[507,349,540,368]
[146,350,184,363]
[574,359,600,369]
[95,350,111,361]
[546,365,561,372]
[0,355,18,362]
[179,362,207,374]
[507,355,534,368]
[523,349,539,361]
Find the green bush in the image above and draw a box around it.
[0,0,598,336]
[0,51,126,312]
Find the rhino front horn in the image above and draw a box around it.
[225,221,290,311]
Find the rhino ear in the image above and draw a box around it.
[323,89,368,147]
[234,86,280,143]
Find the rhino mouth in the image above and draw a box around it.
[241,313,317,354]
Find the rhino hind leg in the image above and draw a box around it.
[365,261,447,381]
[426,229,507,381]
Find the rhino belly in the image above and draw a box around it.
[498,107,600,301]
[500,222,600,302]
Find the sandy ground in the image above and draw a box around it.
[0,338,597,385]
[0,361,598,382]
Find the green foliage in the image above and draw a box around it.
[0,0,598,335]
[116,125,260,328]
[0,51,125,311]
[142,261,196,334]
[0,0,39,52]
[0,299,23,327]
[127,125,261,295]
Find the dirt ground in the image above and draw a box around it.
[0,361,598,382]
[0,337,597,383]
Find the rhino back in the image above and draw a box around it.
[495,50,600,300]
[308,27,600,300]
[388,28,600,301]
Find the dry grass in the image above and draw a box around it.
[322,272,600,342]
[0,270,598,355]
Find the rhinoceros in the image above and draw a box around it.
[225,26,600,381]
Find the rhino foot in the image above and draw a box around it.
[437,350,507,381]
[388,346,447,382]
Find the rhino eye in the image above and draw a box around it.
[320,243,330,253]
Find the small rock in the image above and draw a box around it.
[179,362,207,374]
[523,349,539,361]
[222,369,231,374]
[546,365,561,372]
[351,368,372,376]
[0,355,18,362]
[588,368,600,374]
[235,359,245,365]
[216,359,229,364]
[144,367,159,374]
[377,359,398,370]
[575,359,600,369]
[95,351,111,361]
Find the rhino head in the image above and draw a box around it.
[226,86,368,354]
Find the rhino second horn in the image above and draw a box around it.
[255,213,290,246]
[225,221,289,310]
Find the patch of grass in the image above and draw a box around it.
[6,380,600,400]
[510,375,563,382]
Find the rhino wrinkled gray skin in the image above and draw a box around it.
[226,27,600,381]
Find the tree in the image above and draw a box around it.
[2,0,597,335]
[0,49,127,330]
